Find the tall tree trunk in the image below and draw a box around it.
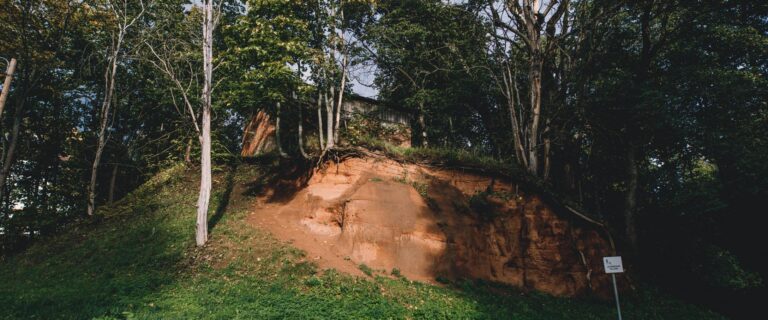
[296,92,308,159]
[334,62,347,145]
[196,0,214,247]
[527,52,543,176]
[88,32,122,216]
[87,126,108,215]
[108,163,118,204]
[0,58,17,119]
[503,63,528,168]
[624,144,639,252]
[332,18,348,146]
[317,91,325,150]
[418,102,428,148]
[275,102,287,157]
[0,108,21,203]
[325,86,335,150]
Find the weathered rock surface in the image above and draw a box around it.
[249,157,619,297]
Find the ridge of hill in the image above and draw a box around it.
[0,156,724,319]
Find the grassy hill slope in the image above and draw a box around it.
[0,162,724,319]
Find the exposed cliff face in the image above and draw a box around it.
[249,157,620,297]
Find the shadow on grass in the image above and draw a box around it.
[209,163,239,234]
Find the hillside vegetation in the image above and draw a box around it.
[0,161,724,319]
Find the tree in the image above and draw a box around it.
[87,0,146,216]
[0,58,17,119]
[362,1,486,149]
[195,0,215,246]
[486,0,573,177]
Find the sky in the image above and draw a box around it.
[348,62,379,98]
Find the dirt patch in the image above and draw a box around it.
[247,157,620,297]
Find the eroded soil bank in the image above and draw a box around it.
[248,157,620,298]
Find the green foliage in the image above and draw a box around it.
[342,113,407,146]
[1,0,766,318]
[304,275,324,287]
[697,246,763,290]
[358,263,374,277]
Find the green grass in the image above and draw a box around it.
[358,263,375,277]
[0,162,725,319]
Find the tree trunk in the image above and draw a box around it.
[108,163,118,204]
[184,138,192,163]
[297,93,308,159]
[196,0,214,247]
[334,57,348,145]
[317,91,325,150]
[88,23,126,216]
[418,103,428,148]
[275,102,287,157]
[527,52,543,176]
[0,58,17,119]
[325,86,335,150]
[0,108,21,202]
[504,64,528,168]
[88,128,107,216]
[624,144,639,252]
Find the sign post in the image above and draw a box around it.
[603,256,624,320]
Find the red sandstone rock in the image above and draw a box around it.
[249,157,621,298]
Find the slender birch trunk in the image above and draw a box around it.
[325,86,335,150]
[332,7,347,144]
[333,58,347,145]
[503,62,527,168]
[87,1,145,216]
[296,92,308,158]
[0,58,17,119]
[275,102,287,157]
[0,107,21,203]
[526,51,543,176]
[317,91,325,150]
[87,33,122,216]
[196,0,214,247]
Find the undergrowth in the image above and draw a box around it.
[0,161,724,319]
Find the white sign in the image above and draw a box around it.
[603,256,624,274]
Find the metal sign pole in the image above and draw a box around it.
[603,256,624,320]
[611,273,623,320]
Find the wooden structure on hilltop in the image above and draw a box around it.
[241,94,411,157]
